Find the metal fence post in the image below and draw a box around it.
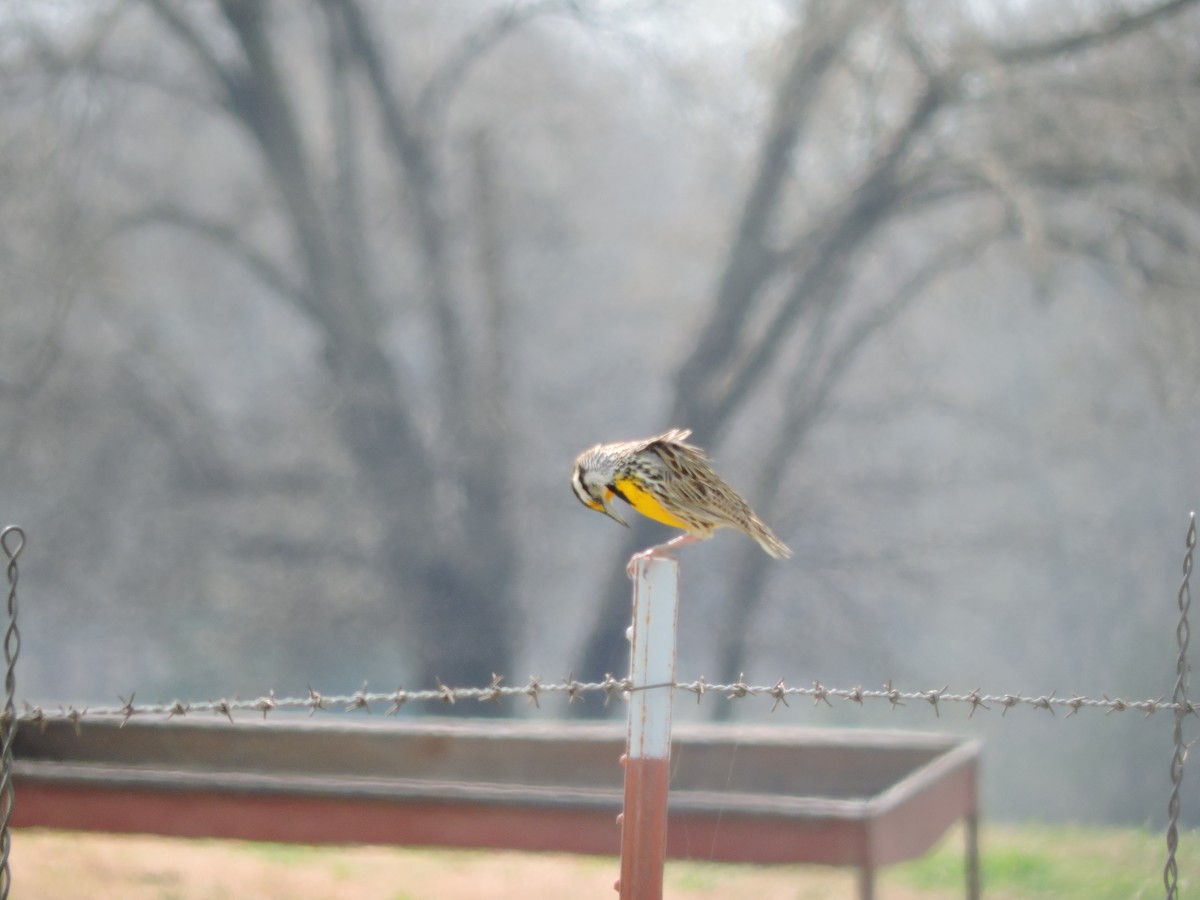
[1164,512,1193,900]
[0,526,25,900]
[618,556,679,900]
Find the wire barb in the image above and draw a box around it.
[479,674,504,706]
[254,691,275,719]
[769,680,790,712]
[809,680,831,708]
[22,703,45,734]
[118,693,139,727]
[601,673,623,707]
[166,700,190,720]
[924,686,949,718]
[307,687,329,717]
[682,676,708,705]
[966,688,989,718]
[209,698,232,724]
[524,677,542,708]
[346,682,372,713]
[565,672,583,704]
[386,688,408,716]
[884,679,904,710]
[1031,693,1056,716]
[726,673,756,701]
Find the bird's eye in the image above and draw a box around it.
[571,467,594,506]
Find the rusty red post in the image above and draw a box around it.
[617,556,679,900]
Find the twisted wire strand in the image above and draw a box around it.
[16,675,1198,727]
[1165,512,1194,900]
[0,526,26,900]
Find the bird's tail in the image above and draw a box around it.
[747,517,792,560]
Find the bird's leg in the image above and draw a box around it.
[626,533,702,578]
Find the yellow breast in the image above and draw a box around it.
[611,476,692,531]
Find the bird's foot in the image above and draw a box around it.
[626,534,705,578]
[625,544,676,578]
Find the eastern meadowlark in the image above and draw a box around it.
[572,428,791,574]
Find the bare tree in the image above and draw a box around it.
[578,0,1200,689]
[18,0,588,693]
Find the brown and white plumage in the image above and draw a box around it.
[572,428,791,572]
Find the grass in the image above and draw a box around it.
[892,822,1197,899]
[11,822,1199,899]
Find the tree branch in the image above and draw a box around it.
[991,0,1200,65]
[700,78,945,430]
[329,0,468,424]
[321,0,375,320]
[417,0,582,122]
[672,3,879,430]
[801,226,1005,429]
[711,223,1005,686]
[112,204,315,316]
[140,0,240,99]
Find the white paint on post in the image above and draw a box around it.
[627,556,679,760]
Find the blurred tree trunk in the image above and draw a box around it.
[577,0,1200,699]
[576,0,881,686]
[137,0,529,695]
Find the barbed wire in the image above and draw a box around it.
[1165,511,1195,900]
[14,673,1197,731]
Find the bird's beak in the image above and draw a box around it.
[597,491,629,527]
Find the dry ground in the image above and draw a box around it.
[13,829,951,900]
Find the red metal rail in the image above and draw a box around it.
[13,718,980,898]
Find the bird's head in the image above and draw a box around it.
[571,449,629,527]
